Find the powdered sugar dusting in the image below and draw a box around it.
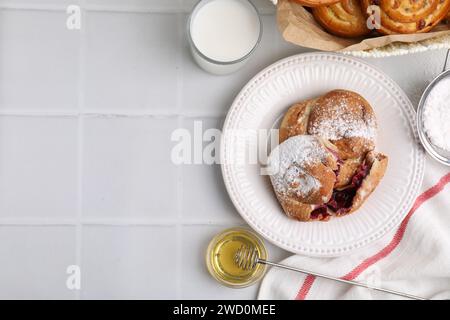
[283,165,321,197]
[423,76,450,152]
[269,136,328,198]
[308,100,377,141]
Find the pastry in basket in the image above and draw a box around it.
[292,0,341,7]
[312,0,371,38]
[361,0,450,34]
[270,89,388,221]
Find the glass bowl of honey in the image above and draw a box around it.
[205,227,267,288]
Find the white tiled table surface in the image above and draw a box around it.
[0,0,447,299]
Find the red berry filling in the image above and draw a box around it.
[310,161,371,219]
[327,188,356,215]
[310,205,329,220]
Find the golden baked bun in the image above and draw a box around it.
[312,0,371,38]
[291,0,341,7]
[269,136,388,221]
[273,90,389,221]
[308,90,377,159]
[268,135,338,221]
[362,0,450,34]
[280,90,377,160]
[279,99,316,143]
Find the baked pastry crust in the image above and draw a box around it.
[273,90,388,221]
[268,135,338,221]
[335,156,363,189]
[362,0,450,34]
[291,0,341,7]
[349,151,388,214]
[312,0,371,38]
[279,90,377,192]
[269,139,388,221]
[279,99,316,143]
[280,90,377,160]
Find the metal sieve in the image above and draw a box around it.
[416,50,450,166]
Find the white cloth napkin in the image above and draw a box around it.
[258,157,450,300]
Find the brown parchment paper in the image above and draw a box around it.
[277,0,450,52]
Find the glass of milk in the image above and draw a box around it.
[188,0,262,75]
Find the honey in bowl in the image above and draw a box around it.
[205,227,267,288]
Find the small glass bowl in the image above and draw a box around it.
[187,0,262,75]
[417,69,450,166]
[205,227,267,288]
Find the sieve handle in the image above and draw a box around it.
[443,49,450,72]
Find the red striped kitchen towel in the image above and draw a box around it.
[258,157,450,300]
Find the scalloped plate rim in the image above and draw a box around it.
[220,52,425,257]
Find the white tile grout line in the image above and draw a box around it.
[0,217,246,226]
[175,0,184,299]
[0,110,228,118]
[74,0,87,301]
[0,218,78,225]
[0,3,276,15]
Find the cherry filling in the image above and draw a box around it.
[310,161,371,219]
[310,205,329,220]
[351,162,370,188]
[330,162,370,214]
[327,188,356,215]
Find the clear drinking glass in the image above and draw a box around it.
[187,0,262,75]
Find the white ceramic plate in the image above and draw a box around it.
[221,53,425,257]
